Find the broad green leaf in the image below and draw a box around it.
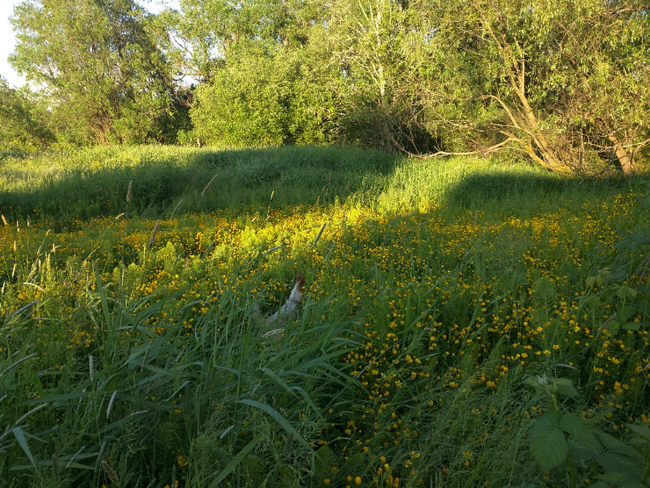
[622,322,641,331]
[551,378,578,398]
[616,286,637,299]
[569,434,602,462]
[620,482,648,488]
[597,472,626,484]
[588,482,610,488]
[596,454,643,483]
[559,413,586,435]
[626,424,650,440]
[618,305,637,323]
[598,433,644,461]
[529,412,568,471]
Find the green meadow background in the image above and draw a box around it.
[1,146,649,488]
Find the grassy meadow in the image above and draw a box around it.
[1,146,649,488]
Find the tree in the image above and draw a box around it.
[423,0,650,174]
[326,0,443,152]
[0,76,54,151]
[172,0,328,82]
[10,0,183,145]
[191,41,337,147]
[175,0,336,147]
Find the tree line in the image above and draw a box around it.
[2,0,649,175]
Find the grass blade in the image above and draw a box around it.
[208,432,264,488]
[239,399,312,451]
[12,427,35,466]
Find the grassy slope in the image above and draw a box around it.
[0,146,649,488]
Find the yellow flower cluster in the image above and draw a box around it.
[1,188,648,485]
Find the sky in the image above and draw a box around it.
[0,0,179,89]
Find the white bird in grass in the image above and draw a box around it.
[252,272,305,335]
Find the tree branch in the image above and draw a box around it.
[395,137,518,160]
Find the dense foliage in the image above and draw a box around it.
[9,0,190,146]
[3,0,649,174]
[0,76,54,150]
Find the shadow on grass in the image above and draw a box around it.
[0,145,404,227]
[1,145,643,232]
[442,167,636,212]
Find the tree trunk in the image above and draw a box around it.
[606,132,635,175]
[479,13,571,174]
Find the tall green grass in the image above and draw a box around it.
[1,145,634,225]
[1,146,649,487]
[0,146,401,225]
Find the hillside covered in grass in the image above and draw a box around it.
[1,146,649,488]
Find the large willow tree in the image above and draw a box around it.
[10,0,183,145]
[425,0,650,174]
[321,0,650,174]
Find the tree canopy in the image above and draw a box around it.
[4,0,649,174]
[0,75,54,151]
[9,0,187,145]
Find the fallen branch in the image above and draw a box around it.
[398,138,518,160]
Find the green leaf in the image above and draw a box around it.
[596,452,644,481]
[563,420,603,461]
[607,320,621,335]
[616,286,637,299]
[208,432,265,488]
[11,427,35,467]
[626,424,650,440]
[622,322,641,331]
[597,471,627,484]
[559,412,602,460]
[534,276,556,302]
[586,276,596,287]
[618,305,637,323]
[620,482,648,488]
[588,482,610,488]
[560,413,586,435]
[529,412,569,471]
[551,377,578,398]
[598,433,644,462]
[570,434,602,461]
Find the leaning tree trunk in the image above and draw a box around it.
[606,131,635,176]
[474,4,574,174]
